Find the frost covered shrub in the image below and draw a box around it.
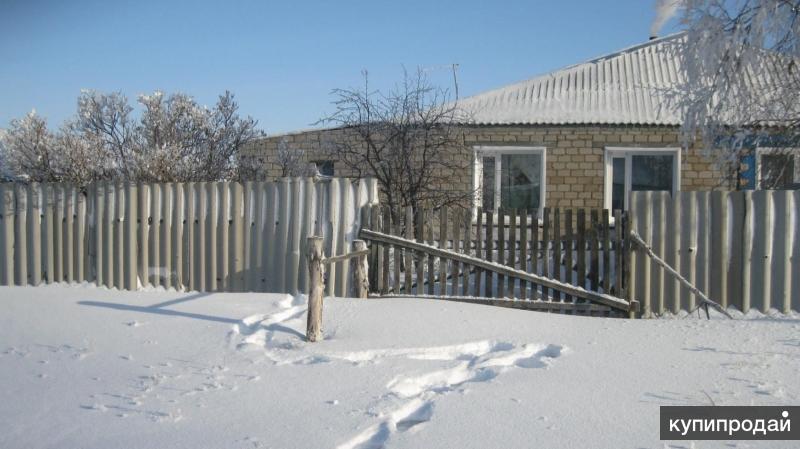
[0,90,263,187]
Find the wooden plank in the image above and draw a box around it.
[383,294,613,314]
[405,205,414,293]
[232,182,245,292]
[564,209,573,302]
[14,184,29,285]
[359,229,631,311]
[750,190,770,312]
[679,193,696,312]
[149,184,161,288]
[99,184,109,286]
[138,184,150,288]
[589,209,599,292]
[220,182,232,291]
[243,181,254,291]
[602,209,610,295]
[552,208,561,302]
[263,182,277,292]
[541,208,550,300]
[0,184,13,285]
[484,210,494,298]
[519,209,528,300]
[173,183,184,290]
[326,179,340,297]
[462,210,471,297]
[124,184,137,290]
[254,182,267,292]
[416,206,424,295]
[438,207,448,296]
[450,208,461,296]
[695,192,711,313]
[530,209,539,299]
[64,186,73,284]
[195,183,207,292]
[185,183,195,291]
[393,209,401,294]
[790,191,800,313]
[665,192,681,313]
[426,207,435,296]
[507,208,517,298]
[633,193,651,317]
[92,184,103,287]
[497,210,505,298]
[159,184,171,289]
[114,183,124,290]
[622,211,632,313]
[28,184,42,285]
[44,185,55,284]
[382,206,390,294]
[709,191,728,309]
[771,190,791,314]
[614,209,623,297]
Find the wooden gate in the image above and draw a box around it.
[358,205,635,316]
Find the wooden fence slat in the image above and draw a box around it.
[589,209,599,293]
[576,209,586,292]
[416,206,424,295]
[750,191,771,313]
[665,192,680,313]
[138,184,150,288]
[64,186,74,284]
[185,183,195,291]
[507,208,517,298]
[439,207,448,297]
[679,192,696,312]
[602,209,610,295]
[44,185,55,284]
[232,182,245,292]
[172,184,184,289]
[462,210,471,297]
[790,191,800,313]
[552,208,561,302]
[530,209,539,299]
[14,184,28,285]
[159,184,170,289]
[695,192,711,313]
[485,210,494,298]
[519,209,528,300]
[709,191,728,308]
[614,209,622,297]
[450,208,461,296]
[220,182,231,291]
[114,183,124,289]
[149,184,161,288]
[541,208,550,300]
[28,184,42,285]
[497,210,505,298]
[124,184,137,290]
[564,209,573,302]
[382,206,390,295]
[426,207,435,296]
[0,184,13,285]
[405,205,414,293]
[196,183,207,292]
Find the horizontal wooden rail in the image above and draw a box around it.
[359,228,634,312]
[322,249,370,265]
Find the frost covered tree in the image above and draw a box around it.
[0,90,262,186]
[664,0,800,185]
[319,69,473,216]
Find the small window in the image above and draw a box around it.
[475,146,546,215]
[604,147,680,211]
[312,160,335,177]
[756,148,800,190]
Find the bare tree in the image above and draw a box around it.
[276,137,314,177]
[665,0,800,187]
[0,112,60,182]
[319,69,474,217]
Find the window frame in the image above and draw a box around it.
[603,146,681,211]
[473,145,547,220]
[755,147,800,190]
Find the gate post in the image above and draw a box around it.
[306,236,324,342]
[353,240,368,299]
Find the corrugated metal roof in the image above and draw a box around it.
[458,34,686,126]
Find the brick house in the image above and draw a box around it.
[244,35,754,215]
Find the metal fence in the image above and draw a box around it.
[629,190,800,316]
[0,178,378,296]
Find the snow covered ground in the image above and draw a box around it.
[1,285,798,449]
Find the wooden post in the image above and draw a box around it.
[353,240,368,299]
[306,236,324,342]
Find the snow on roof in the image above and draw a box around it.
[458,33,687,126]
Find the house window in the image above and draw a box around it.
[474,146,546,214]
[756,148,800,190]
[604,147,681,211]
[312,160,335,177]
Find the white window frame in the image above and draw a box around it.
[755,147,800,189]
[603,147,681,211]
[473,146,546,220]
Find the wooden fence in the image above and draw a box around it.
[0,178,378,295]
[360,205,629,315]
[629,190,800,316]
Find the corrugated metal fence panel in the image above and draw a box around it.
[0,178,378,296]
[630,190,799,316]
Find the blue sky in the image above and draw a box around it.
[0,0,679,134]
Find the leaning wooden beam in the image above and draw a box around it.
[629,230,732,319]
[360,228,632,312]
[379,294,612,314]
